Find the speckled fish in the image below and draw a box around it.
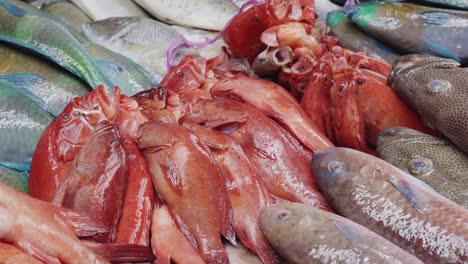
[377,127,468,209]
[389,54,468,153]
[70,0,148,21]
[0,43,91,115]
[83,16,195,78]
[0,80,55,171]
[0,166,28,193]
[313,147,468,263]
[327,11,400,64]
[135,0,239,31]
[0,0,112,88]
[260,202,423,264]
[347,2,468,64]
[41,0,92,34]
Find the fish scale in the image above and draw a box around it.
[0,165,28,193]
[0,80,54,171]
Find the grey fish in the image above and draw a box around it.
[327,11,400,64]
[389,54,468,153]
[70,0,148,21]
[41,0,91,34]
[412,0,468,10]
[83,16,196,78]
[260,202,423,264]
[0,165,28,193]
[312,147,468,263]
[135,0,239,31]
[377,127,468,209]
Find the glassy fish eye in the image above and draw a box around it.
[276,210,291,221]
[426,80,451,94]
[356,79,364,85]
[62,114,68,120]
[338,85,345,94]
[110,139,118,146]
[407,157,433,176]
[328,161,347,176]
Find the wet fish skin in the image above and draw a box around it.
[0,166,28,193]
[0,80,55,171]
[312,147,468,263]
[135,0,239,31]
[377,127,468,209]
[389,54,468,153]
[225,242,263,264]
[347,2,468,64]
[260,202,424,264]
[70,0,148,21]
[0,242,43,264]
[41,0,91,34]
[327,11,400,64]
[0,0,112,88]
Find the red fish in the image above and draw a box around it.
[0,242,43,264]
[116,95,148,139]
[29,86,120,202]
[52,121,127,243]
[115,137,154,246]
[137,122,235,264]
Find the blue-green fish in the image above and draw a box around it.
[0,79,55,171]
[0,165,28,193]
[327,11,400,64]
[347,2,468,64]
[0,0,113,88]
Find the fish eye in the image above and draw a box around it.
[276,210,291,221]
[338,85,345,94]
[62,114,68,120]
[327,161,347,176]
[110,139,118,146]
[356,79,364,85]
[112,18,123,25]
[426,80,451,94]
[177,71,184,78]
[253,16,260,23]
[407,157,433,176]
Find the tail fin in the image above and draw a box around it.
[83,241,155,263]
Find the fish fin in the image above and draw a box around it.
[388,175,427,211]
[96,60,125,79]
[0,1,27,17]
[17,241,61,264]
[334,219,361,245]
[420,40,460,62]
[0,161,30,172]
[0,74,58,116]
[82,241,155,263]
[57,208,108,238]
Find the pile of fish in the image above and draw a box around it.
[0,0,467,263]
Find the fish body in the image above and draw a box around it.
[225,242,263,264]
[377,127,468,209]
[260,202,424,264]
[327,11,399,64]
[0,80,55,171]
[347,2,468,63]
[312,147,468,263]
[389,54,468,153]
[135,0,239,31]
[83,17,194,79]
[0,43,91,115]
[0,0,112,88]
[413,0,468,10]
[41,0,91,34]
[0,242,43,264]
[0,166,28,193]
[70,0,148,21]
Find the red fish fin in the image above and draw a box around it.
[57,207,108,237]
[83,241,155,263]
[220,197,237,246]
[17,241,61,264]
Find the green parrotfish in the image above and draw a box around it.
[0,165,28,193]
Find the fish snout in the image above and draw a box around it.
[312,148,350,186]
[259,204,293,234]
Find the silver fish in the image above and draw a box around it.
[135,0,239,31]
[70,0,148,21]
[312,147,468,263]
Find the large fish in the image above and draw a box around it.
[0,0,112,88]
[347,2,468,64]
[312,147,468,263]
[135,0,239,31]
[83,17,195,79]
[41,0,91,34]
[260,202,423,264]
[0,242,42,264]
[70,0,148,21]
[389,54,468,153]
[377,127,468,209]
[0,43,91,115]
[327,11,400,64]
[0,166,28,193]
[0,79,55,171]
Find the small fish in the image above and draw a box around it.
[41,0,92,34]
[377,127,468,209]
[312,147,468,263]
[0,166,28,193]
[327,11,400,64]
[83,16,196,78]
[0,43,91,115]
[0,0,112,88]
[0,80,55,171]
[315,0,342,21]
[135,0,239,31]
[260,202,423,264]
[347,2,468,63]
[70,0,148,21]
[389,54,468,153]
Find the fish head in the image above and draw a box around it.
[137,122,185,152]
[82,17,137,45]
[159,55,207,94]
[259,202,306,243]
[53,86,120,162]
[115,95,148,138]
